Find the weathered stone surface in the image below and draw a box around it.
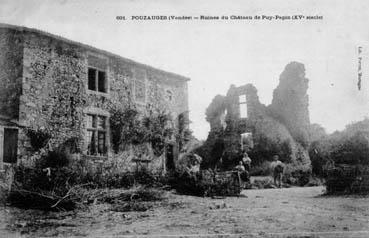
[199,62,311,169]
[0,24,189,174]
[269,62,310,147]
[0,28,23,120]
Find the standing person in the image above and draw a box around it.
[234,160,250,188]
[242,152,252,172]
[215,151,225,171]
[270,155,284,188]
[234,160,246,172]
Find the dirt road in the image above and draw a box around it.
[2,186,369,237]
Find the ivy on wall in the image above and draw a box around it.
[109,106,174,156]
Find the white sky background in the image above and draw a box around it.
[0,0,368,140]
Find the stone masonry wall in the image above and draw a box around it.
[15,29,188,173]
[0,28,23,120]
[269,62,310,146]
[201,62,311,169]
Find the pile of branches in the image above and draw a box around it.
[7,165,91,211]
[170,169,242,197]
[7,148,169,211]
[98,186,167,212]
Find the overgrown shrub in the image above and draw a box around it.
[8,158,79,210]
[308,119,369,193]
[81,169,161,189]
[249,135,293,166]
[170,170,241,197]
[309,140,331,177]
[7,148,166,210]
[283,164,311,186]
[310,119,369,174]
[38,150,70,168]
[250,161,272,176]
[109,106,174,156]
[196,128,225,170]
[330,132,369,165]
[176,111,193,151]
[109,106,144,152]
[141,109,173,156]
[25,128,51,151]
[325,165,362,194]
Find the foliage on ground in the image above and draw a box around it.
[169,170,242,197]
[7,150,167,211]
[309,119,369,193]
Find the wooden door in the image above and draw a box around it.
[3,128,18,163]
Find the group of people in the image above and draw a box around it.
[234,152,285,188]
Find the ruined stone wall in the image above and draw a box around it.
[269,62,310,146]
[201,62,311,169]
[0,28,23,120]
[205,95,227,130]
[15,29,188,173]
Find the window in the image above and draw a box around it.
[220,109,227,129]
[165,89,173,101]
[87,114,107,156]
[3,128,18,164]
[239,94,248,118]
[88,67,107,93]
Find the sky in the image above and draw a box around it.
[0,0,368,140]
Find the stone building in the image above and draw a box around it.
[0,24,189,174]
[200,62,311,169]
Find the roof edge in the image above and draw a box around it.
[0,23,190,82]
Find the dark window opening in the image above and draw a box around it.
[88,68,96,91]
[88,67,106,93]
[87,114,107,156]
[165,144,175,171]
[98,71,106,92]
[87,130,96,155]
[3,128,18,163]
[98,131,106,155]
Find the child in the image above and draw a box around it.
[242,152,252,172]
[270,155,284,188]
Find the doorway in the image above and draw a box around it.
[165,144,175,171]
[3,128,18,163]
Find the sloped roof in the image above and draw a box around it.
[0,23,190,82]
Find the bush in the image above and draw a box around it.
[309,140,331,177]
[325,165,359,194]
[38,150,70,168]
[250,161,272,176]
[7,149,166,210]
[25,128,51,151]
[170,170,242,197]
[251,177,275,189]
[283,164,311,186]
[250,117,297,165]
[8,164,79,210]
[310,120,369,173]
[109,106,174,155]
